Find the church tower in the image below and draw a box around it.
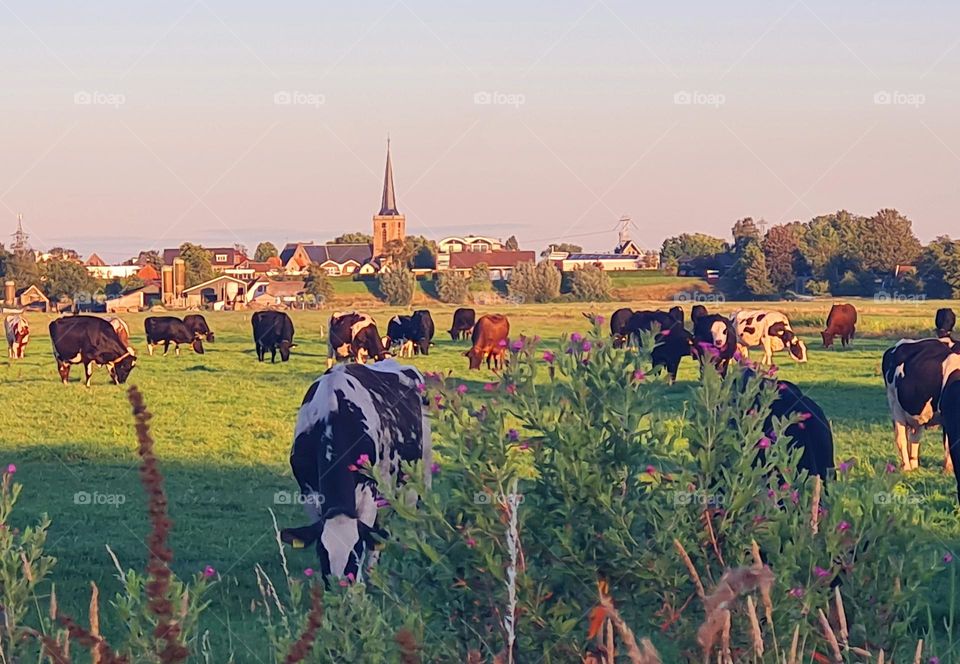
[372,138,405,258]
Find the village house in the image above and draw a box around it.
[85,253,151,280]
[3,281,50,312]
[162,246,248,273]
[444,250,537,281]
[548,219,660,271]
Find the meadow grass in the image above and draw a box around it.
[2,297,959,660]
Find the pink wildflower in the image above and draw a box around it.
[814,566,830,578]
[542,350,555,363]
[456,384,468,395]
[5,464,15,475]
[304,568,314,577]
[203,565,216,578]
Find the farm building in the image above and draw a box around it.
[247,279,305,307]
[162,246,248,274]
[279,242,375,276]
[442,250,536,280]
[85,253,143,280]
[105,283,161,313]
[436,234,505,255]
[182,275,251,310]
[3,282,50,312]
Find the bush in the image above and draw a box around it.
[805,279,831,296]
[508,260,561,303]
[469,263,492,292]
[303,264,335,304]
[565,264,611,301]
[436,272,471,304]
[378,267,414,306]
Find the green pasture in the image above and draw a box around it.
[2,298,959,659]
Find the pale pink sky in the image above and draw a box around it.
[2,1,959,261]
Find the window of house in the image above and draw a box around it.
[215,254,228,263]
[473,243,489,252]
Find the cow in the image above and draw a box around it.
[609,308,634,349]
[144,316,204,356]
[106,316,134,353]
[448,308,476,341]
[384,315,414,358]
[936,308,956,340]
[279,360,432,580]
[691,312,737,375]
[690,304,709,323]
[49,316,137,386]
[408,310,435,356]
[184,314,215,342]
[4,314,29,359]
[668,305,684,325]
[941,355,960,503]
[327,311,388,368]
[625,310,694,382]
[733,310,807,365]
[821,303,857,349]
[466,314,510,370]
[882,337,960,472]
[252,310,296,363]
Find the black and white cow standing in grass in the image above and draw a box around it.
[882,337,960,475]
[280,360,432,580]
[327,311,389,368]
[733,310,807,365]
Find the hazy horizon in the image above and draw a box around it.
[2,1,959,262]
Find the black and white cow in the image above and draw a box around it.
[625,310,694,382]
[690,304,709,323]
[327,311,388,368]
[609,307,634,349]
[4,314,29,359]
[50,316,137,386]
[733,310,807,365]
[936,308,956,340]
[252,310,296,362]
[280,361,432,580]
[758,375,835,480]
[183,314,215,342]
[882,337,960,472]
[384,315,414,358]
[144,316,204,356]
[691,312,738,374]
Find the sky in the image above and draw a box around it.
[1,0,959,262]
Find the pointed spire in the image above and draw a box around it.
[11,213,29,253]
[379,137,399,216]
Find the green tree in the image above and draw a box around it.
[42,260,97,302]
[469,263,491,292]
[436,272,471,304]
[660,233,728,263]
[540,242,582,258]
[566,264,611,301]
[405,236,437,269]
[135,250,163,273]
[917,236,960,298]
[509,260,561,303]
[761,223,804,291]
[731,217,761,252]
[178,243,214,287]
[303,264,335,304]
[331,232,373,244]
[122,275,145,293]
[382,239,412,269]
[852,209,922,274]
[742,242,774,296]
[104,278,124,299]
[504,235,520,251]
[4,252,40,288]
[253,242,278,261]
[378,266,414,306]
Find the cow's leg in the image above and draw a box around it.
[326,356,334,369]
[357,347,369,364]
[162,340,170,356]
[175,343,181,357]
[945,432,955,475]
[83,362,94,387]
[907,426,922,471]
[762,339,773,365]
[893,421,912,470]
[57,361,71,384]
[270,347,277,363]
[147,341,154,356]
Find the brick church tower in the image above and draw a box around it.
[372,138,406,258]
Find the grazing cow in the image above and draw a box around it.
[448,308,476,341]
[882,337,960,472]
[280,361,432,580]
[4,314,29,359]
[625,310,694,382]
[936,308,956,340]
[609,307,634,349]
[183,314,215,342]
[50,316,137,386]
[668,305,684,325]
[821,303,858,349]
[384,315,414,358]
[761,376,835,480]
[327,311,388,368]
[144,316,204,356]
[691,313,737,374]
[106,316,134,353]
[690,304,709,323]
[252,310,296,363]
[466,314,510,370]
[734,310,807,365]
[408,310,435,356]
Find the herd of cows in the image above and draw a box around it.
[3,302,960,581]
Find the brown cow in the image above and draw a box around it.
[821,303,858,348]
[106,316,135,353]
[465,314,510,370]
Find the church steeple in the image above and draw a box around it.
[11,213,29,254]
[379,137,399,216]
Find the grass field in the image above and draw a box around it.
[3,298,960,660]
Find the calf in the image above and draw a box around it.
[625,310,694,382]
[252,310,296,362]
[327,311,388,367]
[609,307,634,349]
[4,314,29,359]
[466,314,510,370]
[882,337,959,471]
[144,316,204,356]
[691,312,737,375]
[448,307,476,341]
[184,314,215,342]
[734,310,807,365]
[936,308,956,340]
[821,303,857,348]
[280,361,432,580]
[50,316,137,386]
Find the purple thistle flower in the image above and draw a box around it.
[582,340,593,352]
[430,462,440,475]
[507,429,519,442]
[511,339,524,352]
[944,553,954,564]
[757,436,772,449]
[483,382,496,391]
[203,565,216,578]
[788,587,805,598]
[814,566,831,578]
[570,332,583,343]
[304,568,314,577]
[416,383,426,394]
[885,462,897,473]
[542,350,555,363]
[633,370,646,382]
[837,521,850,532]
[456,384,468,395]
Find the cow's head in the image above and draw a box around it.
[770,322,807,362]
[279,340,293,362]
[447,329,458,341]
[821,330,835,349]
[282,513,386,582]
[465,347,483,370]
[108,354,137,384]
[204,331,215,342]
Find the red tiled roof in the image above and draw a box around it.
[448,251,536,269]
